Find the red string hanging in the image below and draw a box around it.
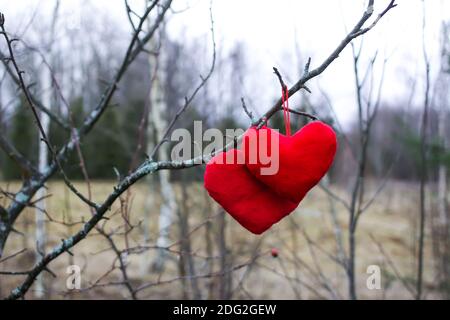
[282,86,291,136]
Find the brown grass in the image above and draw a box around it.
[0,179,438,299]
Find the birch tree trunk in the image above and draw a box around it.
[146,30,177,272]
[34,62,51,299]
[35,1,59,298]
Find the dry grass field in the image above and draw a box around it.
[0,179,438,299]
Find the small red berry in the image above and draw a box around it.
[271,248,279,258]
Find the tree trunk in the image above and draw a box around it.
[34,66,51,299]
[218,209,232,299]
[181,176,201,299]
[147,33,177,272]
[34,1,59,298]
[437,86,448,226]
[417,6,430,299]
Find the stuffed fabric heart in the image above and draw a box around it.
[243,121,337,203]
[204,149,299,234]
[204,121,337,234]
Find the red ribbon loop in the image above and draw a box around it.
[281,86,291,136]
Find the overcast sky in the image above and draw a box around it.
[1,0,449,126]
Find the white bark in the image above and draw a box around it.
[35,1,59,297]
[146,31,177,272]
[35,65,51,298]
[151,61,177,270]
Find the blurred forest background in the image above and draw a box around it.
[0,0,449,300]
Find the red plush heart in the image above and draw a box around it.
[243,121,337,203]
[204,149,299,234]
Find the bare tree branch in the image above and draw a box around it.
[2,0,396,299]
